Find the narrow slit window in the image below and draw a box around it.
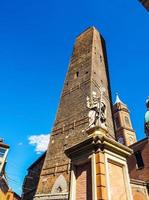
[134,151,144,169]
[74,71,79,79]
[114,117,120,129]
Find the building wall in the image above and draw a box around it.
[22,153,45,200]
[127,138,149,182]
[131,181,149,200]
[76,162,92,200]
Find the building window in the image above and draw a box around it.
[125,116,130,127]
[129,137,134,145]
[118,137,124,144]
[0,148,6,158]
[74,71,79,79]
[100,55,102,63]
[134,151,144,169]
[115,117,120,129]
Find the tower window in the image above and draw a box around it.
[100,55,102,63]
[134,151,144,169]
[114,117,120,129]
[125,116,130,126]
[118,136,124,144]
[0,148,6,158]
[74,71,79,79]
[129,137,134,145]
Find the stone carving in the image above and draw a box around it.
[87,91,99,128]
[51,175,68,194]
[87,87,107,129]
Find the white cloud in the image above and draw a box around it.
[28,134,50,154]
[18,142,23,146]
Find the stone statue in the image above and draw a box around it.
[87,88,107,129]
[145,97,149,137]
[87,91,100,128]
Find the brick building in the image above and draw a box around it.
[22,27,149,199]
[128,97,149,199]
[22,152,46,200]
[113,95,149,199]
[128,138,149,183]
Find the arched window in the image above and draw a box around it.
[118,137,124,144]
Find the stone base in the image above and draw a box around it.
[65,126,133,200]
[34,193,68,200]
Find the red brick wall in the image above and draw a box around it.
[127,138,149,182]
[76,162,92,200]
[22,153,45,200]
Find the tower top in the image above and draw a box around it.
[113,93,137,146]
[114,93,126,106]
[76,26,99,38]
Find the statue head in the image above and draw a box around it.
[92,91,97,99]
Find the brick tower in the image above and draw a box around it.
[113,94,137,146]
[34,27,133,200]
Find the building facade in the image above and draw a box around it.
[113,95,149,199]
[22,153,46,200]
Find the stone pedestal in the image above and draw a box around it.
[65,126,133,200]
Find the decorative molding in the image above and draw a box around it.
[34,193,68,200]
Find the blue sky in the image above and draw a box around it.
[0,0,148,195]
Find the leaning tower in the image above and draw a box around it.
[34,27,133,200]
